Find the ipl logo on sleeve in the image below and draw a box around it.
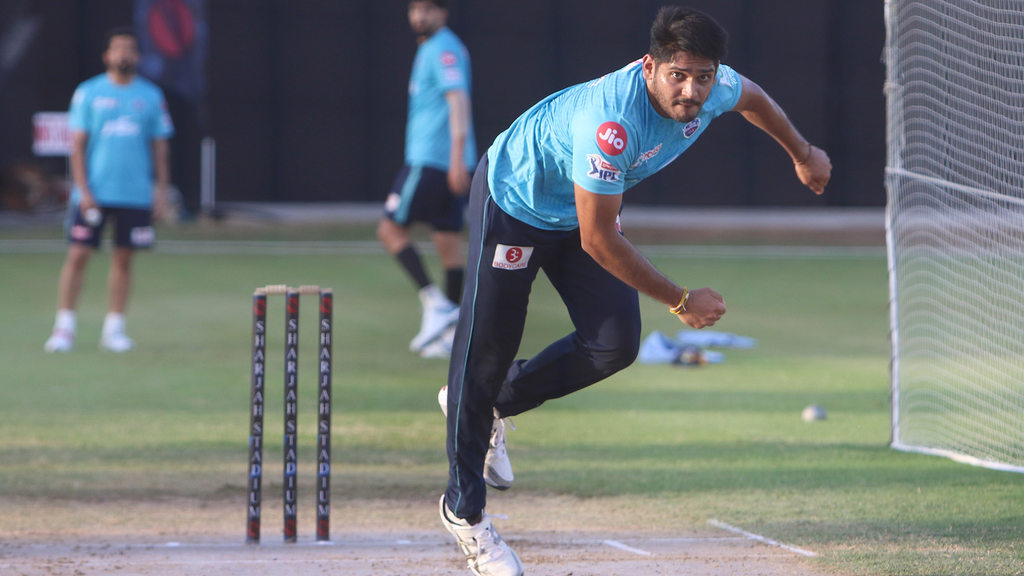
[586,155,622,183]
[492,244,534,270]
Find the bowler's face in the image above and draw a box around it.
[408,1,446,39]
[642,52,716,123]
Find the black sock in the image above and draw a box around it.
[445,267,464,303]
[396,245,431,289]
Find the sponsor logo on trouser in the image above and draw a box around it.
[492,244,534,270]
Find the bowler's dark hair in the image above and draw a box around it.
[649,6,728,64]
[411,0,447,8]
[104,26,138,51]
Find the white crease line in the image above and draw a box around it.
[645,537,747,542]
[603,539,653,556]
[0,560,350,568]
[707,519,816,557]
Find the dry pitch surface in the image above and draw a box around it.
[1,496,823,576]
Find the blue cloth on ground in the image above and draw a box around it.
[675,329,757,349]
[637,331,681,364]
[638,331,728,365]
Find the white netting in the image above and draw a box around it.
[885,0,1024,472]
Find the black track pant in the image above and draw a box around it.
[444,156,641,519]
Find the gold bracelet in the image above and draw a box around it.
[794,142,813,165]
[670,287,689,315]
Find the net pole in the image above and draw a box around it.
[882,0,901,449]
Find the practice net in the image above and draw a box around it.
[885,0,1024,472]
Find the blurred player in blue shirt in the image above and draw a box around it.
[45,27,174,354]
[438,7,832,576]
[377,0,477,360]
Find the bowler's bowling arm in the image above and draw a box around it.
[575,185,725,327]
[574,184,684,307]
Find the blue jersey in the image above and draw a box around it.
[487,60,742,230]
[405,27,477,170]
[68,74,174,209]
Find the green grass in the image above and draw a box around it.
[0,225,1022,575]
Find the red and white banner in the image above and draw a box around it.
[32,112,72,157]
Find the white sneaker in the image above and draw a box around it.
[410,285,459,352]
[44,329,75,353]
[99,331,135,353]
[485,417,514,491]
[438,385,515,490]
[439,494,524,576]
[421,325,456,359]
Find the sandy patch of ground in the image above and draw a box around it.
[0,496,825,576]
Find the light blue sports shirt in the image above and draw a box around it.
[487,59,743,230]
[405,27,477,170]
[68,74,174,208]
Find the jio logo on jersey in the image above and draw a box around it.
[596,121,627,156]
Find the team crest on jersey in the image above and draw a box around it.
[596,121,627,156]
[683,118,701,138]
[440,51,457,67]
[586,155,621,183]
[493,244,534,270]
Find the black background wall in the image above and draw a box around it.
[0,0,886,208]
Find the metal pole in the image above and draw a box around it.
[200,137,216,216]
